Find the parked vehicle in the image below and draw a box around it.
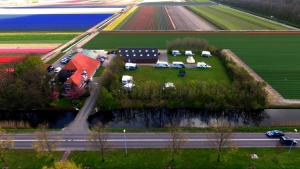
[163,82,176,90]
[122,75,133,85]
[60,57,70,64]
[172,50,181,56]
[155,61,169,68]
[47,65,55,72]
[125,63,137,70]
[54,67,62,73]
[280,136,297,145]
[266,130,284,137]
[123,82,135,91]
[171,62,185,68]
[197,62,212,69]
[201,51,212,57]
[185,50,194,56]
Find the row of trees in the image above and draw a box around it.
[213,0,300,27]
[0,57,51,111]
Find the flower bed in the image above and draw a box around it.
[0,48,53,54]
[120,6,174,30]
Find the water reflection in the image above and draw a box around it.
[88,108,268,128]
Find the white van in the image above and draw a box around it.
[185,50,194,56]
[171,61,185,68]
[197,62,212,69]
[201,51,212,57]
[125,63,137,70]
[122,75,133,85]
[155,61,169,68]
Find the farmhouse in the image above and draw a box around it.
[118,48,158,63]
[62,53,100,98]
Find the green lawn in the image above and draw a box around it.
[70,148,300,169]
[124,56,230,86]
[0,32,79,44]
[84,32,300,99]
[188,5,290,30]
[1,150,62,169]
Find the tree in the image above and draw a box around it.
[42,161,81,169]
[169,125,185,163]
[89,122,109,162]
[210,119,233,163]
[33,124,57,161]
[0,129,13,168]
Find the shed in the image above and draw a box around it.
[118,48,158,63]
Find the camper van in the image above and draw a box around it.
[171,62,185,68]
[197,62,212,69]
[155,61,169,68]
[125,63,137,70]
[201,51,212,57]
[185,50,194,56]
[172,50,181,56]
[122,75,133,85]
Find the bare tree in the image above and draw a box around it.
[89,122,109,162]
[0,129,13,168]
[210,119,233,163]
[33,124,57,161]
[169,125,185,163]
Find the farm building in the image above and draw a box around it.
[61,53,100,98]
[118,48,158,63]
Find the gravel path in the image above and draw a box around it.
[166,6,217,31]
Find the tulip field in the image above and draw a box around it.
[0,56,27,63]
[0,48,53,54]
[116,6,175,30]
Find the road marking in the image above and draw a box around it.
[6,138,299,142]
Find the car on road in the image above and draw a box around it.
[280,136,297,145]
[54,67,62,73]
[265,130,284,137]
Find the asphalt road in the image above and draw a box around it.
[5,132,300,150]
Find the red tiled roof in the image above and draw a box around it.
[64,53,100,87]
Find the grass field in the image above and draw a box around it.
[124,56,230,86]
[188,5,291,30]
[0,32,79,44]
[84,32,300,99]
[70,148,300,169]
[1,150,62,169]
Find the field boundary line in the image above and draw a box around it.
[221,49,300,107]
[164,6,176,30]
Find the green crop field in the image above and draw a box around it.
[124,56,231,86]
[188,5,291,30]
[0,32,79,44]
[84,32,300,99]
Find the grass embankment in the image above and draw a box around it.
[188,5,290,30]
[84,32,300,99]
[1,150,62,169]
[70,148,300,169]
[0,32,79,44]
[125,56,230,86]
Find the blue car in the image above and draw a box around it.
[266,130,284,137]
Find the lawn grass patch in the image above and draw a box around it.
[85,32,300,99]
[187,5,290,30]
[1,150,62,169]
[124,56,230,86]
[70,148,300,169]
